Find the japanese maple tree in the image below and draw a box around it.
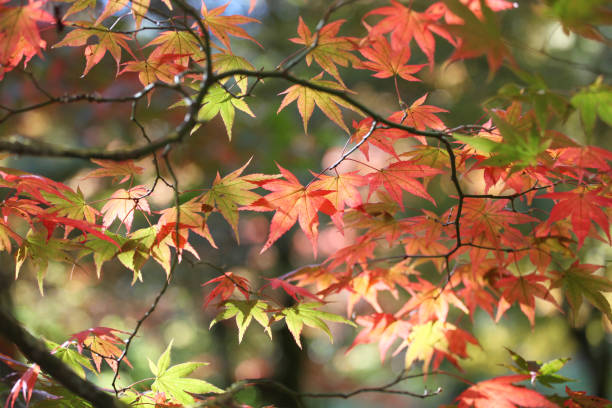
[0,0,611,407]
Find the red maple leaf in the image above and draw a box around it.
[367,160,443,208]
[459,198,538,251]
[456,375,557,408]
[357,36,425,81]
[364,0,453,68]
[250,164,334,257]
[541,187,612,248]
[5,364,40,408]
[265,278,323,302]
[202,272,251,307]
[564,386,612,408]
[495,274,560,326]
[309,172,366,230]
[70,327,131,373]
[0,2,52,76]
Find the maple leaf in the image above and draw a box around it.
[197,84,255,141]
[70,327,131,373]
[280,302,355,348]
[400,94,448,137]
[564,386,612,408]
[95,0,127,25]
[101,185,151,233]
[200,2,262,50]
[0,2,52,74]
[570,78,612,137]
[149,341,222,405]
[42,187,98,224]
[278,73,363,134]
[541,187,612,248]
[119,226,162,283]
[121,54,184,94]
[455,375,557,408]
[394,279,469,323]
[495,274,560,327]
[198,159,278,243]
[5,364,40,408]
[503,348,573,388]
[46,340,96,379]
[309,172,366,230]
[290,17,359,85]
[15,231,78,294]
[443,0,514,75]
[157,198,217,249]
[459,198,538,251]
[395,320,475,372]
[0,170,73,206]
[366,160,443,208]
[53,23,132,76]
[0,219,21,253]
[40,213,120,248]
[202,272,251,307]
[552,145,612,184]
[265,278,323,303]
[552,262,612,323]
[251,164,334,257]
[146,30,205,68]
[210,299,271,342]
[364,0,454,68]
[213,53,256,94]
[62,0,96,19]
[357,36,425,81]
[84,159,144,184]
[348,313,411,361]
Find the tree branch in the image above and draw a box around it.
[0,307,127,408]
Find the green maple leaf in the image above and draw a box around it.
[117,226,157,284]
[200,158,278,242]
[213,53,255,94]
[210,299,271,343]
[15,231,77,295]
[553,261,612,323]
[281,302,355,348]
[455,112,550,172]
[504,348,574,388]
[46,340,95,378]
[43,188,97,224]
[82,232,125,278]
[197,84,255,141]
[571,77,612,137]
[149,340,223,405]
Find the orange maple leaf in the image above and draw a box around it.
[53,23,133,76]
[200,2,261,50]
[357,36,425,81]
[278,73,363,134]
[290,17,359,85]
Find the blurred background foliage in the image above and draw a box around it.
[0,0,610,406]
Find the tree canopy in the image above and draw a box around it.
[0,0,611,407]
